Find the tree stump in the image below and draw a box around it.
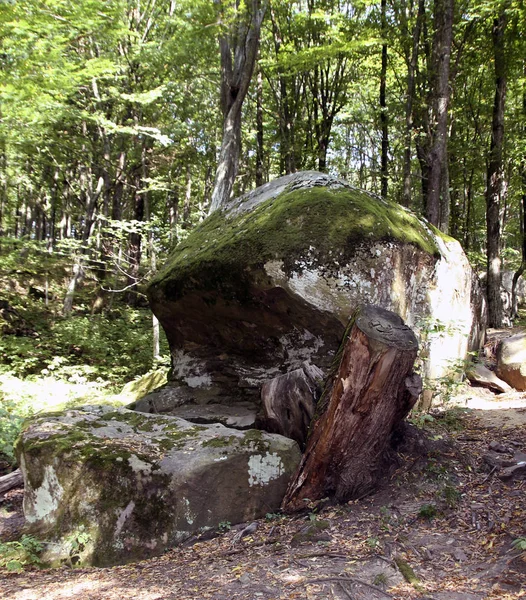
[258,363,324,449]
[281,304,421,512]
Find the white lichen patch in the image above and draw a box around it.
[185,374,212,388]
[114,500,135,537]
[247,453,284,487]
[25,464,64,524]
[171,349,212,388]
[128,454,152,474]
[183,498,196,525]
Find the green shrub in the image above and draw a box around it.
[0,392,33,465]
[0,535,43,572]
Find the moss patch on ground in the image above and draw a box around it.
[148,186,441,299]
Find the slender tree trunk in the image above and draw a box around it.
[380,0,389,199]
[0,118,6,238]
[402,0,425,207]
[126,145,147,303]
[486,10,507,328]
[511,64,526,319]
[256,68,265,187]
[425,0,454,230]
[208,0,267,214]
[183,164,192,228]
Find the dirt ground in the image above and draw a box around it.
[1,386,525,600]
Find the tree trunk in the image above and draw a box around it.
[402,0,425,207]
[183,163,192,228]
[256,68,265,187]
[282,305,421,512]
[0,469,22,495]
[511,187,526,319]
[512,72,526,320]
[208,0,267,214]
[380,0,389,199]
[486,11,507,328]
[425,0,454,230]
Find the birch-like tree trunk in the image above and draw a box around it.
[208,0,267,214]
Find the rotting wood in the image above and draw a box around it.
[282,304,421,512]
[0,468,22,495]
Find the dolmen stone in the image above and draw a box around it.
[16,405,301,567]
[146,171,485,413]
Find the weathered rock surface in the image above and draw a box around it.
[466,363,512,393]
[258,363,324,448]
[166,402,258,430]
[147,171,484,413]
[16,405,300,567]
[496,332,526,390]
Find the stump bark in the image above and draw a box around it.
[258,363,323,449]
[281,304,421,512]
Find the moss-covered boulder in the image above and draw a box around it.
[16,405,300,567]
[147,172,484,410]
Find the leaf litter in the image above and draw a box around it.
[0,387,525,600]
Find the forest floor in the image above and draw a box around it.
[1,380,525,599]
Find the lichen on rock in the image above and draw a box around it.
[145,171,484,413]
[16,405,301,567]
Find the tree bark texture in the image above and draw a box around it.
[425,0,454,230]
[282,305,421,512]
[0,469,22,495]
[209,0,267,214]
[380,0,389,199]
[486,11,507,328]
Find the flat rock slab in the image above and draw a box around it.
[166,402,258,430]
[17,405,300,567]
[467,363,512,393]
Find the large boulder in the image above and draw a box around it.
[16,405,300,566]
[496,332,526,390]
[147,172,484,411]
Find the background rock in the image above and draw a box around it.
[496,332,526,390]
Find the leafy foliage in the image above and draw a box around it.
[0,535,43,572]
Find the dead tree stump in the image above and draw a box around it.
[282,304,421,512]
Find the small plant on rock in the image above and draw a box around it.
[218,520,231,533]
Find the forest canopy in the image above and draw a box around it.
[0,0,525,325]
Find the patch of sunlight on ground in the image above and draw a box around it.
[0,373,125,415]
[10,579,167,600]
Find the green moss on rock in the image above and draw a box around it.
[149,186,441,299]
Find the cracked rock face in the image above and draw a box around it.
[16,405,300,567]
[146,172,485,412]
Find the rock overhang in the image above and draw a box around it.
[144,171,485,410]
[148,172,443,303]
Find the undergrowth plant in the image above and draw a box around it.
[0,535,43,572]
